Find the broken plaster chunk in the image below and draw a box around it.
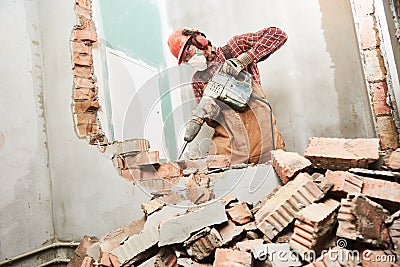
[219,220,246,246]
[337,193,391,248]
[158,201,227,246]
[271,149,312,184]
[105,139,150,156]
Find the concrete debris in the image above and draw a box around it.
[158,201,228,246]
[337,193,391,248]
[271,149,312,184]
[387,148,400,170]
[304,137,380,170]
[226,202,254,225]
[290,198,340,257]
[255,173,325,241]
[76,137,400,266]
[213,248,252,267]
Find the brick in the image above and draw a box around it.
[213,248,252,267]
[109,253,121,267]
[255,173,325,241]
[219,220,245,246]
[157,162,182,178]
[361,175,400,203]
[73,52,93,66]
[349,167,400,182]
[184,227,223,261]
[73,65,92,77]
[290,199,340,255]
[74,29,97,42]
[75,5,91,20]
[337,193,391,248]
[80,257,94,267]
[222,193,239,207]
[325,170,363,196]
[184,158,208,173]
[353,0,374,17]
[99,251,112,267]
[74,77,95,88]
[303,246,357,267]
[68,236,98,267]
[236,239,263,253]
[98,216,146,253]
[361,15,379,49]
[76,0,91,9]
[387,148,400,170]
[123,151,159,168]
[76,123,100,136]
[76,113,97,124]
[310,173,333,194]
[110,225,159,266]
[141,198,165,216]
[377,116,399,150]
[387,210,400,250]
[206,154,231,169]
[304,137,380,170]
[73,101,99,113]
[74,88,95,101]
[138,247,177,267]
[159,201,227,246]
[271,149,312,184]
[363,48,386,82]
[371,81,391,115]
[360,249,397,267]
[120,169,134,181]
[226,202,253,225]
[73,41,92,54]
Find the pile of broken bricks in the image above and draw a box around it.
[68,137,400,267]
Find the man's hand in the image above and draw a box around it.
[222,52,253,77]
[184,118,203,142]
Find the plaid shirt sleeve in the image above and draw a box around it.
[227,27,288,62]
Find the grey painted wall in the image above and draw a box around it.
[164,0,376,153]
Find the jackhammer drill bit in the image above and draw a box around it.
[177,141,188,160]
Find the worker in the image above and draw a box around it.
[168,27,287,164]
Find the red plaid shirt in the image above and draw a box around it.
[192,27,287,101]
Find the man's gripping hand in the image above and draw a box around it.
[222,52,253,77]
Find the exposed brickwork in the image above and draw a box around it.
[304,137,380,170]
[271,149,312,184]
[68,236,99,267]
[337,193,391,248]
[184,227,223,261]
[351,0,399,149]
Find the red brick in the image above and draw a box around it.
[120,169,134,181]
[75,16,94,31]
[304,137,380,170]
[74,77,95,88]
[363,48,386,82]
[156,162,182,178]
[226,202,253,225]
[109,253,121,267]
[124,151,159,167]
[337,193,391,248]
[73,41,92,54]
[185,177,215,204]
[68,236,98,267]
[213,248,252,267]
[206,154,231,169]
[76,113,97,124]
[271,149,312,184]
[361,175,400,203]
[222,193,238,207]
[184,227,223,261]
[236,239,263,253]
[74,88,95,101]
[371,81,391,115]
[360,249,397,267]
[255,173,325,241]
[387,148,400,170]
[304,247,358,267]
[290,199,340,255]
[74,29,97,42]
[99,252,112,267]
[325,170,363,195]
[73,101,99,113]
[377,116,399,150]
[73,66,92,77]
[73,52,93,66]
[76,123,100,136]
[353,0,374,17]
[76,0,91,9]
[75,4,91,20]
[360,15,378,49]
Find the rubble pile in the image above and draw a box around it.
[68,138,400,267]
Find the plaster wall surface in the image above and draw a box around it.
[164,0,376,154]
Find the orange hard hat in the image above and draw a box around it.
[168,27,209,64]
